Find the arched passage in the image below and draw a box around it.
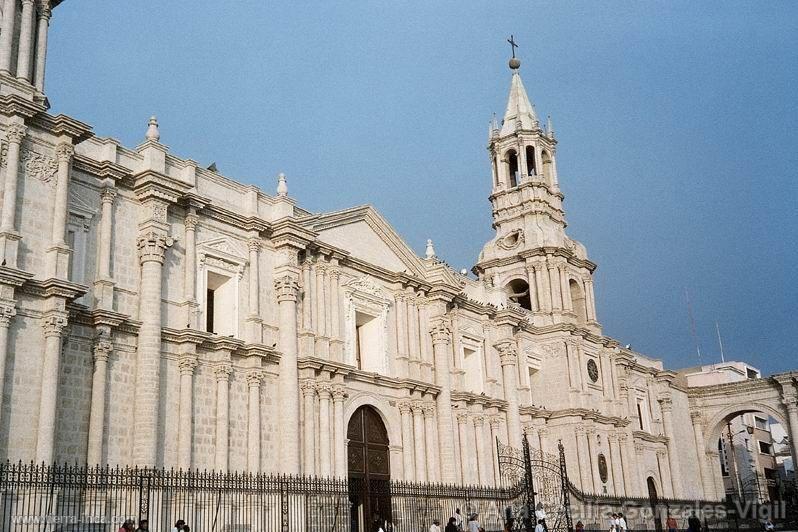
[505,278,532,311]
[569,279,587,324]
[348,405,391,531]
[507,150,519,187]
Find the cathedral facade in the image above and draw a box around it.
[0,1,796,508]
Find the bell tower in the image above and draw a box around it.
[0,0,60,108]
[474,46,600,331]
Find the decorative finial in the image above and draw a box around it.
[425,239,436,259]
[547,115,554,137]
[507,35,521,70]
[276,172,288,197]
[145,116,160,142]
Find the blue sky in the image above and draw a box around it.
[47,1,797,374]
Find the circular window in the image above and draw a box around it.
[587,359,599,382]
[598,453,608,483]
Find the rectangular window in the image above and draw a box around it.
[462,346,483,394]
[754,417,768,431]
[205,271,235,336]
[354,311,382,373]
[746,368,759,379]
[758,441,772,454]
[719,440,729,476]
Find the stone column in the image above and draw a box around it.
[97,186,117,279]
[457,413,471,483]
[534,262,551,312]
[490,417,502,486]
[246,370,263,473]
[496,340,522,447]
[396,294,408,360]
[35,311,68,463]
[15,0,35,80]
[688,412,714,500]
[608,431,624,496]
[318,383,332,477]
[275,275,301,474]
[781,391,798,478]
[429,319,457,482]
[407,297,419,362]
[176,355,197,470]
[474,415,490,485]
[133,230,171,466]
[658,397,683,497]
[45,142,74,277]
[423,403,438,482]
[586,427,602,493]
[315,263,327,338]
[87,337,112,466]
[33,3,51,91]
[524,266,540,312]
[620,432,639,496]
[332,386,346,478]
[0,302,16,417]
[247,238,261,342]
[559,264,573,312]
[412,401,427,482]
[547,259,562,311]
[301,379,316,476]
[657,449,674,498]
[329,268,341,358]
[399,400,415,480]
[183,212,198,325]
[584,279,597,321]
[0,0,18,73]
[575,426,592,491]
[214,363,231,472]
[0,124,26,267]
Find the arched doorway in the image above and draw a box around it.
[348,405,391,532]
[647,476,663,532]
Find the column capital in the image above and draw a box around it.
[274,275,299,302]
[247,237,262,253]
[429,318,451,345]
[618,432,629,443]
[490,416,502,430]
[36,1,52,19]
[55,142,74,163]
[21,0,34,6]
[495,339,518,366]
[246,369,264,387]
[397,399,413,415]
[137,231,172,264]
[328,267,341,280]
[782,393,798,413]
[537,426,550,438]
[332,385,346,402]
[300,378,316,396]
[100,186,118,203]
[634,442,644,455]
[456,412,469,425]
[43,311,68,337]
[5,124,27,144]
[184,213,199,231]
[690,411,705,425]
[658,396,673,413]
[472,414,485,426]
[411,400,425,413]
[93,338,113,363]
[316,382,332,399]
[656,448,667,459]
[0,301,16,327]
[422,402,436,417]
[178,355,198,376]
[214,363,232,382]
[574,425,586,436]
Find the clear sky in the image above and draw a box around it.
[47,1,797,374]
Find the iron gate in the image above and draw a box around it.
[496,435,573,532]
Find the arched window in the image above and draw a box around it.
[525,145,536,176]
[507,150,519,188]
[569,279,587,324]
[505,278,532,311]
[541,150,553,184]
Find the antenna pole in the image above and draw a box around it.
[716,320,726,363]
[685,289,701,361]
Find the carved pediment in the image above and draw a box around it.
[197,236,248,276]
[345,275,390,301]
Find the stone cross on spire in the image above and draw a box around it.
[507,35,519,58]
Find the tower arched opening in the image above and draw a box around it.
[541,149,553,184]
[507,150,519,187]
[505,278,532,311]
[525,145,536,176]
[569,279,587,324]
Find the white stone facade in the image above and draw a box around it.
[0,1,795,505]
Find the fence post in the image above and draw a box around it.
[522,434,537,532]
[280,476,289,532]
[138,469,151,525]
[558,440,574,532]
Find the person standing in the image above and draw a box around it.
[666,514,678,532]
[535,519,545,532]
[453,508,464,531]
[687,512,701,532]
[468,513,482,532]
[446,517,459,532]
[617,513,627,531]
[172,519,185,532]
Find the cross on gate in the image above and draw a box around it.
[507,35,519,58]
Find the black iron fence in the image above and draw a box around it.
[0,462,522,532]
